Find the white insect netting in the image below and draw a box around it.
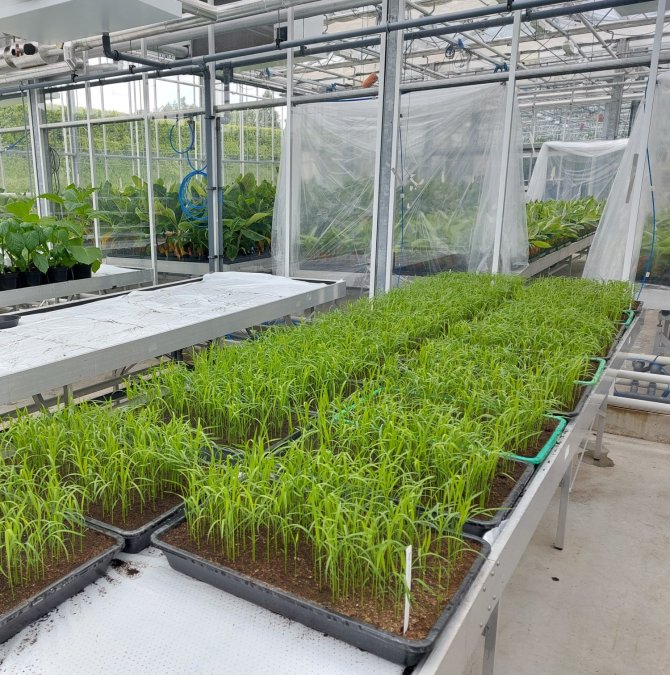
[272,83,528,285]
[272,97,376,286]
[584,74,670,285]
[526,139,627,202]
[393,86,527,278]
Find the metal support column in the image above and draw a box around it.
[207,4,223,272]
[84,78,101,248]
[141,39,159,285]
[370,0,404,296]
[283,7,295,278]
[203,67,219,274]
[482,601,499,675]
[621,0,666,282]
[604,39,628,140]
[553,464,571,550]
[491,10,521,274]
[66,90,80,185]
[26,89,51,216]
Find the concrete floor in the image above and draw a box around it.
[468,432,670,675]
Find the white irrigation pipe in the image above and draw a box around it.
[607,396,670,413]
[621,353,670,365]
[616,371,670,386]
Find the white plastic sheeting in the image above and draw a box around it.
[273,97,376,283]
[395,86,528,276]
[526,139,627,202]
[584,74,670,284]
[272,84,528,284]
[0,547,400,675]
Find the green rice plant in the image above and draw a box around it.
[182,438,470,605]
[131,272,523,446]
[2,402,213,523]
[0,463,85,594]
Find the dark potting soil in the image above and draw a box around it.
[0,529,115,615]
[163,522,482,641]
[511,417,561,459]
[85,492,183,530]
[480,459,527,511]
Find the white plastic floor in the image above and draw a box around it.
[0,546,403,675]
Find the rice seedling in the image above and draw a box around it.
[0,463,85,594]
[1,402,213,524]
[131,272,523,446]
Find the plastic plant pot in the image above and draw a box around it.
[463,460,535,537]
[0,528,123,644]
[85,502,184,554]
[152,517,490,667]
[0,315,19,329]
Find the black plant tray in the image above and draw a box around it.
[0,527,123,644]
[463,461,535,538]
[85,502,184,554]
[152,518,489,666]
[552,383,590,419]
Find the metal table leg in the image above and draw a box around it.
[482,601,499,675]
[553,464,571,550]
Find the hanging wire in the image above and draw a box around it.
[170,117,209,224]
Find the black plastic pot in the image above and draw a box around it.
[0,528,123,644]
[0,272,18,291]
[463,461,535,538]
[70,263,92,280]
[85,501,184,554]
[0,315,20,329]
[152,518,490,667]
[19,269,42,287]
[47,266,69,284]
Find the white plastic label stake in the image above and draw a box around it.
[403,545,412,635]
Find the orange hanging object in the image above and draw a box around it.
[361,73,378,88]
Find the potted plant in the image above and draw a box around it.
[0,218,19,291]
[1,200,49,287]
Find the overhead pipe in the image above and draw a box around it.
[181,0,219,21]
[0,60,83,85]
[99,0,656,77]
[0,0,656,100]
[102,33,167,69]
[401,52,670,93]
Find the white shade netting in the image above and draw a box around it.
[526,139,627,202]
[584,74,670,285]
[272,83,528,283]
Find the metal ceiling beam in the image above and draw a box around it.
[578,13,619,57]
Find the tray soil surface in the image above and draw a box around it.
[0,529,115,615]
[481,459,527,511]
[86,492,183,530]
[163,522,482,640]
[511,418,561,458]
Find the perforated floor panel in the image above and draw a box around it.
[0,547,402,675]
